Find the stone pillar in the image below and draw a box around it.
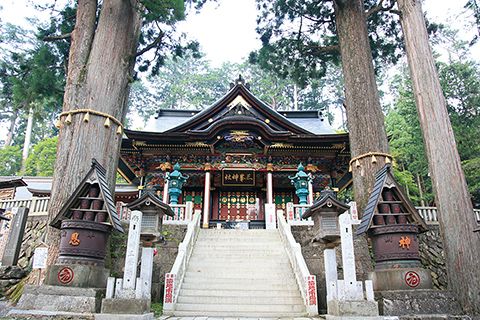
[123,210,142,293]
[339,213,363,301]
[324,249,338,305]
[308,180,314,204]
[138,248,154,299]
[202,164,211,228]
[267,163,274,204]
[163,172,169,203]
[1,207,29,266]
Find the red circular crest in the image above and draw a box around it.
[58,267,74,284]
[404,271,420,288]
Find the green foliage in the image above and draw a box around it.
[22,136,58,176]
[386,26,480,207]
[0,145,22,176]
[151,302,163,317]
[251,0,403,86]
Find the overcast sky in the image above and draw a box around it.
[1,0,478,67]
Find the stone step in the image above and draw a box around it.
[174,302,306,313]
[176,294,304,305]
[184,269,295,278]
[190,251,287,259]
[181,277,298,288]
[172,310,308,318]
[187,257,291,265]
[193,242,283,248]
[179,287,302,297]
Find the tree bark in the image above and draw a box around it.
[45,0,143,267]
[334,0,390,215]
[397,0,480,314]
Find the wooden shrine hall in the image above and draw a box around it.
[119,76,352,228]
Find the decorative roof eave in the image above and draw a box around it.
[0,177,27,189]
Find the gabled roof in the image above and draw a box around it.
[357,164,428,235]
[50,159,124,232]
[123,76,344,146]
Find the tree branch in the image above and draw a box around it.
[300,43,340,55]
[366,0,397,18]
[129,31,165,59]
[43,33,72,42]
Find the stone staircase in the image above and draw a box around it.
[173,228,308,318]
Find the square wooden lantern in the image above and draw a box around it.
[301,189,350,246]
[126,189,174,240]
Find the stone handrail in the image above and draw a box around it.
[0,197,49,216]
[288,203,314,225]
[417,206,480,224]
[277,209,318,316]
[116,201,193,224]
[163,211,201,315]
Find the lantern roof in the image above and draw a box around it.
[302,189,350,219]
[126,189,174,216]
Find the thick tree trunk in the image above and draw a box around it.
[334,0,390,215]
[397,0,480,314]
[45,0,143,267]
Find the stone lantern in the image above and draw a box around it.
[301,188,350,247]
[166,163,189,205]
[127,189,174,244]
[289,163,313,205]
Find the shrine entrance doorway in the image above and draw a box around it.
[210,189,265,229]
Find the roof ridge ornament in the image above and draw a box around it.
[230,74,250,90]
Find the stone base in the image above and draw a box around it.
[45,264,109,288]
[7,309,96,320]
[368,268,433,291]
[100,298,151,315]
[328,300,379,317]
[375,289,463,317]
[14,285,105,313]
[95,312,154,320]
[325,316,385,320]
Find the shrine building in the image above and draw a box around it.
[119,76,352,228]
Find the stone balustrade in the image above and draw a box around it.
[277,209,318,316]
[163,212,201,315]
[0,197,49,216]
[1,197,479,226]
